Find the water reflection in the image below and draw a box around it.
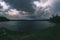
[0,21,55,31]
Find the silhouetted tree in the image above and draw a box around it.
[50,14,60,23]
[0,16,9,21]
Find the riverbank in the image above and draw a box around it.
[0,24,60,40]
[9,19,49,21]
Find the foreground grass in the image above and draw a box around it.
[0,24,60,40]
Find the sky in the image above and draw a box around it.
[0,0,60,20]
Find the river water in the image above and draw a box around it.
[0,21,55,32]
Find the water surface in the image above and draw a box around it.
[0,21,55,31]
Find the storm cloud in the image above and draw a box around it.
[4,0,35,13]
[4,0,60,13]
[0,0,60,19]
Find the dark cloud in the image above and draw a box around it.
[53,0,60,12]
[0,5,2,9]
[2,0,60,19]
[4,0,35,13]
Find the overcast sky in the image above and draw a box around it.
[0,0,60,19]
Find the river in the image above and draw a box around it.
[0,21,55,32]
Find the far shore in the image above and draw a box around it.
[0,19,50,22]
[9,19,49,21]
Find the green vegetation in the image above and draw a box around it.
[0,16,9,21]
[50,15,60,23]
[0,24,60,40]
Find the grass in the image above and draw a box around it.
[0,24,60,40]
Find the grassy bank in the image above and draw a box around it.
[0,24,60,40]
